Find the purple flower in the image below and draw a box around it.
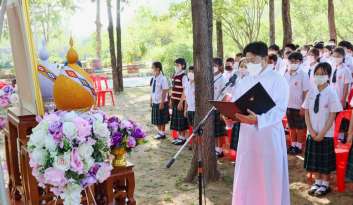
[81,175,97,187]
[89,163,101,175]
[70,148,84,174]
[0,96,9,107]
[44,168,67,187]
[49,121,63,142]
[108,116,121,131]
[132,128,145,139]
[2,85,13,94]
[127,137,136,148]
[111,132,123,147]
[73,117,92,142]
[121,120,133,130]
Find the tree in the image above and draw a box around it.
[106,0,118,93]
[93,0,102,59]
[327,0,336,41]
[216,20,223,59]
[269,0,275,45]
[186,0,219,184]
[116,0,123,92]
[282,0,292,45]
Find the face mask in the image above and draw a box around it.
[307,56,315,64]
[333,57,343,65]
[323,52,330,58]
[187,72,194,81]
[289,64,299,71]
[233,62,239,70]
[314,75,329,86]
[247,63,263,76]
[213,66,219,73]
[175,66,182,73]
[225,66,233,71]
[268,51,276,55]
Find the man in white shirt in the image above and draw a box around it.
[269,44,286,76]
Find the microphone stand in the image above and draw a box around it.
[166,73,237,205]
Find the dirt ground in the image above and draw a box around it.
[1,86,353,204]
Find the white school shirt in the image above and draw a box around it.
[302,86,342,138]
[284,69,311,109]
[274,57,287,76]
[344,54,353,73]
[330,64,352,101]
[214,73,227,100]
[151,74,169,104]
[185,81,195,112]
[223,69,235,82]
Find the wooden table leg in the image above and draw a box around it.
[7,123,21,200]
[126,172,136,205]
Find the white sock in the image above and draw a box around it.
[338,133,344,140]
[296,143,302,149]
[215,147,223,153]
[322,180,329,187]
[315,179,323,186]
[179,135,186,140]
[291,142,297,147]
[158,131,165,136]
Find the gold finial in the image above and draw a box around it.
[66,37,79,64]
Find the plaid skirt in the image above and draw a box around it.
[214,111,226,138]
[230,123,240,151]
[346,146,353,182]
[286,108,306,129]
[170,102,189,131]
[187,111,195,127]
[151,103,170,125]
[304,135,336,174]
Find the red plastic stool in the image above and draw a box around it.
[171,130,178,140]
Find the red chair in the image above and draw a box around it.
[347,89,353,109]
[93,75,115,107]
[334,110,352,192]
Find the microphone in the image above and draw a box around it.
[225,73,238,87]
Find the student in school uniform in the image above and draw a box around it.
[184,66,195,128]
[330,47,352,108]
[338,41,353,75]
[302,62,342,197]
[150,62,170,140]
[234,53,243,69]
[303,48,321,79]
[170,58,189,145]
[285,52,311,155]
[223,58,236,82]
[314,42,325,58]
[301,45,312,68]
[320,45,333,63]
[268,53,278,70]
[213,58,227,157]
[269,44,286,75]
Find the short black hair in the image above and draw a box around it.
[152,61,163,71]
[175,58,187,70]
[268,54,278,63]
[288,52,303,62]
[338,40,353,50]
[226,58,235,63]
[243,41,268,57]
[235,53,243,58]
[333,47,346,57]
[285,43,296,51]
[314,62,332,78]
[309,48,320,58]
[269,44,280,51]
[213,57,223,67]
[188,65,194,71]
[324,45,333,52]
[314,42,324,50]
[301,45,311,51]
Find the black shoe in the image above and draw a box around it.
[154,133,166,140]
[295,147,302,155]
[288,146,297,155]
[308,184,320,196]
[216,150,224,158]
[173,138,186,146]
[314,186,331,197]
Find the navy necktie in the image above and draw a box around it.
[152,79,156,93]
[332,69,337,83]
[314,93,320,113]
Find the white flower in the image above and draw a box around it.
[44,135,57,152]
[30,148,48,166]
[0,90,4,96]
[63,122,78,139]
[32,121,49,134]
[96,163,112,183]
[93,113,104,123]
[53,152,71,171]
[93,121,110,138]
[78,143,94,159]
[83,157,95,172]
[63,111,78,122]
[9,93,19,104]
[60,183,82,205]
[28,130,47,148]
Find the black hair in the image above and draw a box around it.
[338,41,353,50]
[309,48,320,58]
[235,53,243,58]
[226,58,235,63]
[213,57,223,67]
[188,65,194,71]
[324,45,333,52]
[268,54,278,63]
[285,43,296,51]
[333,47,346,57]
[269,44,280,51]
[243,41,268,57]
[288,52,303,61]
[284,50,292,57]
[314,62,332,78]
[314,42,324,50]
[152,61,163,70]
[11,79,16,86]
[175,58,187,70]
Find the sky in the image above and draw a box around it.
[69,0,180,39]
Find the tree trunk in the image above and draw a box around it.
[116,0,124,92]
[95,0,102,59]
[216,20,223,59]
[107,0,118,93]
[269,0,275,45]
[185,0,219,184]
[327,0,337,41]
[282,0,292,46]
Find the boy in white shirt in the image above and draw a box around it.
[223,58,236,82]
[285,52,311,155]
[184,66,195,128]
[150,62,170,139]
[269,44,286,75]
[338,41,353,75]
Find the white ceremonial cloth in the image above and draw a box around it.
[231,66,290,205]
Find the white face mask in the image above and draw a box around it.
[314,75,328,86]
[289,63,299,71]
[233,62,240,70]
[187,72,194,81]
[213,66,219,73]
[323,52,330,58]
[333,57,343,65]
[175,66,182,73]
[307,56,315,64]
[246,63,263,76]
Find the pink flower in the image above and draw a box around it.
[44,168,67,187]
[73,117,92,142]
[127,137,136,148]
[70,148,84,174]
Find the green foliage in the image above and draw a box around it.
[65,170,84,181]
[92,138,109,162]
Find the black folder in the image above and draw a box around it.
[209,82,276,120]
